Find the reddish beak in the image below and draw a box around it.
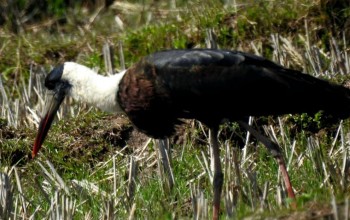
[32,92,65,158]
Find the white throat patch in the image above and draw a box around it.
[62,62,127,113]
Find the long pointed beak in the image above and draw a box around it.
[32,91,66,158]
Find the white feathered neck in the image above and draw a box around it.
[61,62,126,113]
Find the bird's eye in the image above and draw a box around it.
[46,80,57,90]
[45,64,65,90]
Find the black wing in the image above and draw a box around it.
[147,49,350,122]
[119,49,350,138]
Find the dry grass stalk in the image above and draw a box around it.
[127,156,138,205]
[103,42,115,76]
[155,139,175,192]
[36,160,70,195]
[0,172,12,219]
[191,185,208,220]
[14,167,27,216]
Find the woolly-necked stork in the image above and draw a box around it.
[32,49,350,220]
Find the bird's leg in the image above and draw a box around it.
[209,127,223,220]
[237,120,296,207]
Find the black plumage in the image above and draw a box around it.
[118,49,350,138]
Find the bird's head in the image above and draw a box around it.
[32,62,125,158]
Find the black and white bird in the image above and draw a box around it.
[33,49,350,220]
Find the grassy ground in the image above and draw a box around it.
[1,0,350,219]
